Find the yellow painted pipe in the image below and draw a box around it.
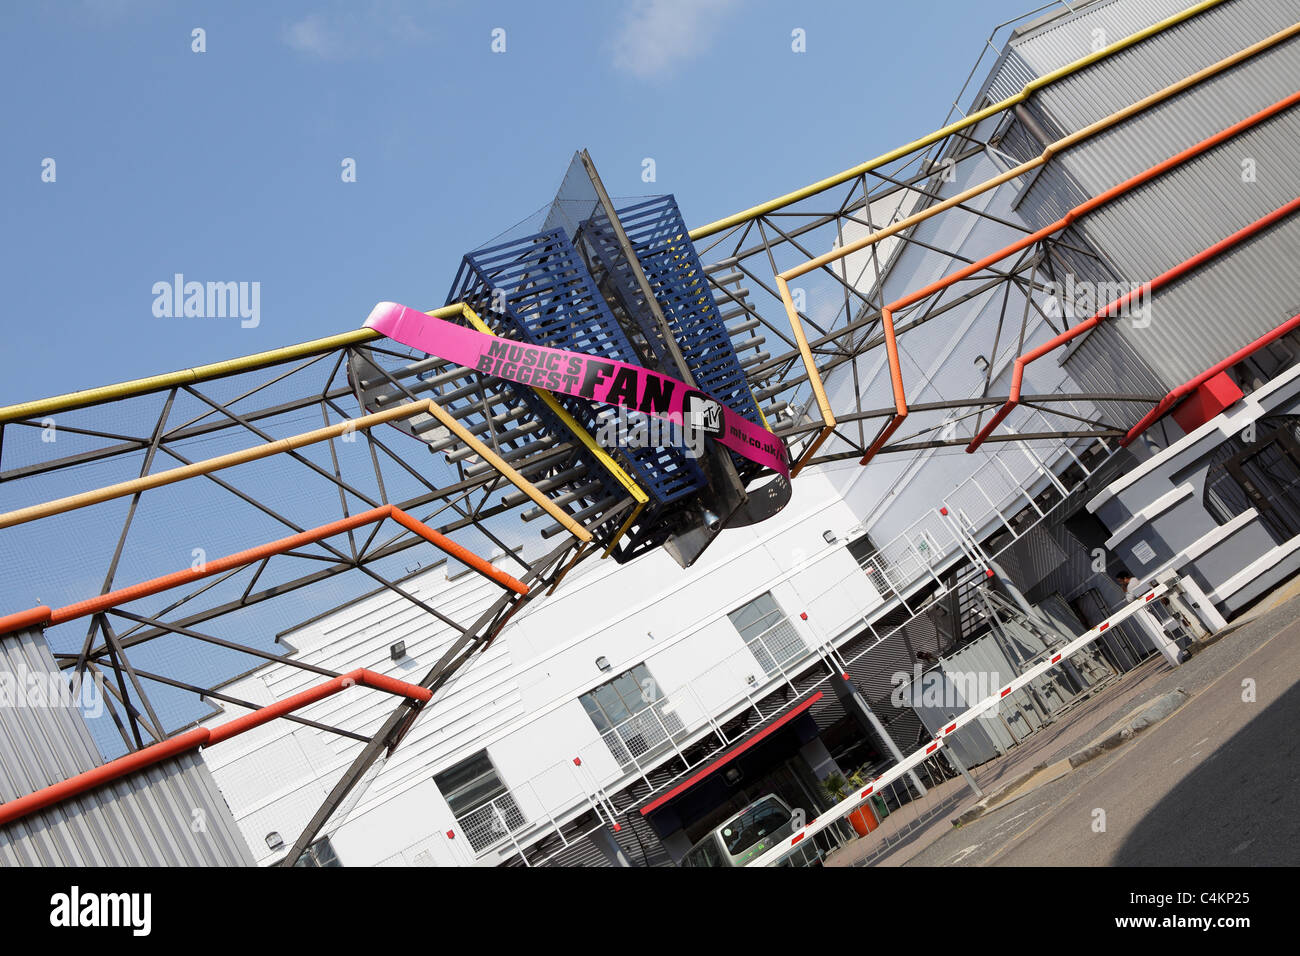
[548,541,592,594]
[0,2,1226,437]
[603,501,645,560]
[452,303,643,553]
[0,400,434,530]
[775,276,836,428]
[455,305,649,508]
[781,19,1300,282]
[775,274,839,476]
[0,396,594,544]
[772,17,1299,468]
[791,425,834,480]
[687,0,1230,241]
[0,305,463,426]
[419,398,594,544]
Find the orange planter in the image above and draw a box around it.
[848,803,879,837]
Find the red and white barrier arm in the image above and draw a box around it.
[748,583,1169,866]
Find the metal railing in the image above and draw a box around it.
[456,791,528,854]
[601,697,690,775]
[391,424,1108,865]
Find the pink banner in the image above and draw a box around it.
[364,302,789,477]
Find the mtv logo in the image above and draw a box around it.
[683,391,723,437]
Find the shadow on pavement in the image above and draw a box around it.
[1113,682,1300,866]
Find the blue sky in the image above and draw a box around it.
[1,0,1039,405]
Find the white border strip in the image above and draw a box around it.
[1210,534,1300,602]
[1103,483,1193,550]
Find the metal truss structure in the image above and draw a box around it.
[690,11,1300,475]
[1,0,1294,864]
[0,332,600,860]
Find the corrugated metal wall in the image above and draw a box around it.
[1016,520,1158,669]
[978,1,1192,110]
[1013,0,1200,77]
[967,2,1188,423]
[0,626,252,866]
[982,45,1037,104]
[994,105,1172,430]
[1015,0,1300,387]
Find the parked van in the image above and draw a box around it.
[678,794,805,867]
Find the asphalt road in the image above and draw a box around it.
[908,615,1300,866]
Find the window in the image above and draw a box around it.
[681,835,724,868]
[848,532,898,597]
[1200,416,1300,545]
[720,797,792,857]
[580,664,686,773]
[434,750,526,853]
[1231,329,1300,393]
[728,592,806,677]
[292,837,342,868]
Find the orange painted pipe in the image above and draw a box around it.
[0,727,212,828]
[1121,311,1300,447]
[205,668,432,745]
[969,195,1300,452]
[385,507,527,594]
[0,605,53,635]
[0,668,431,828]
[858,90,1300,466]
[38,505,525,632]
[0,504,526,638]
[0,401,436,531]
[0,511,512,827]
[858,305,910,460]
[49,507,390,626]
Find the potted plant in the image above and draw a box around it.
[821,768,879,837]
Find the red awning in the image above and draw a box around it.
[639,691,822,816]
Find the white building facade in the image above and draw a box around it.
[199,0,1300,867]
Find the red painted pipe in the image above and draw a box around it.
[853,88,1300,466]
[0,668,431,828]
[967,195,1300,453]
[0,728,211,828]
[0,605,53,635]
[50,507,396,626]
[206,668,431,744]
[1121,311,1300,445]
[0,510,484,829]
